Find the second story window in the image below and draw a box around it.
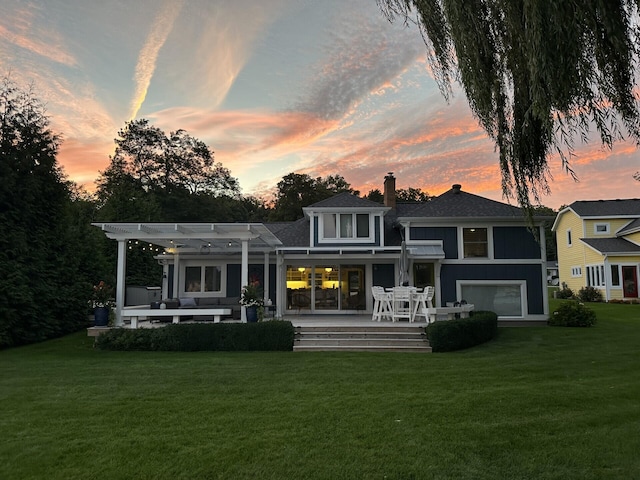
[322,213,370,240]
[463,228,488,258]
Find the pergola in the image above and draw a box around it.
[93,223,283,324]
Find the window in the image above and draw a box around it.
[586,265,605,287]
[611,265,620,286]
[594,223,610,235]
[184,265,222,293]
[322,213,371,240]
[463,228,488,258]
[460,283,524,317]
[571,266,582,277]
[567,229,572,246]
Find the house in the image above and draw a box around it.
[552,199,640,301]
[94,174,551,325]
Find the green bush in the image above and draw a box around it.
[425,311,498,352]
[95,321,295,351]
[578,286,603,302]
[548,301,597,327]
[555,286,575,299]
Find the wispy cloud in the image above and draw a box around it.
[129,0,185,120]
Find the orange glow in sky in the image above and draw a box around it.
[1,0,637,209]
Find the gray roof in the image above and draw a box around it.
[404,185,523,218]
[307,192,386,209]
[617,218,640,235]
[580,237,640,254]
[570,199,640,217]
[266,217,309,247]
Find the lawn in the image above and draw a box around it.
[1,301,639,479]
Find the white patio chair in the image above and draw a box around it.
[371,286,393,321]
[412,286,434,323]
[391,286,413,322]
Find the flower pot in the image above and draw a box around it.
[246,306,258,323]
[94,306,110,327]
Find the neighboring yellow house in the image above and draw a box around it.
[552,199,640,301]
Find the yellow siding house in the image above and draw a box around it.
[552,199,640,301]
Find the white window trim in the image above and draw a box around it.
[180,261,227,297]
[456,279,526,318]
[586,264,606,288]
[318,213,375,244]
[594,223,610,235]
[459,226,493,260]
[571,266,582,277]
[567,229,573,247]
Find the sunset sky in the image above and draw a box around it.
[1,0,638,210]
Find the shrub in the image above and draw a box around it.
[95,321,295,351]
[425,311,498,352]
[548,301,596,327]
[577,286,603,302]
[555,286,575,299]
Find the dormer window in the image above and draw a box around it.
[321,213,372,241]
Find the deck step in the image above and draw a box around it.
[294,324,431,352]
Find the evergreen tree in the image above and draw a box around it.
[0,77,94,347]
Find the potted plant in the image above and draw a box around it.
[91,281,114,327]
[240,283,263,323]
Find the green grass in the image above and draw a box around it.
[1,301,639,479]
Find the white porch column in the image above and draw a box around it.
[115,240,127,326]
[172,251,180,300]
[276,252,285,318]
[263,252,270,304]
[434,262,442,308]
[241,239,249,322]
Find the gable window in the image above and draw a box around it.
[586,265,605,288]
[322,213,370,240]
[463,228,488,258]
[184,265,222,293]
[567,229,572,246]
[594,223,610,235]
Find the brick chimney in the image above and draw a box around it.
[384,172,396,209]
[452,184,462,194]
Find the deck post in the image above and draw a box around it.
[115,240,127,326]
[241,239,248,322]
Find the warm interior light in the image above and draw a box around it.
[298,267,306,273]
[325,267,332,272]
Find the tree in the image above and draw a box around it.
[0,77,96,347]
[379,1,640,211]
[364,187,432,203]
[105,119,239,197]
[269,173,358,221]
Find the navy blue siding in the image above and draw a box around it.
[226,263,277,301]
[409,227,458,259]
[372,263,395,289]
[439,264,544,314]
[493,227,542,259]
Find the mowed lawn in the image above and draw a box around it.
[1,301,639,479]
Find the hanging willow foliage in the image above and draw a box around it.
[378,0,640,210]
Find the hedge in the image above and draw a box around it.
[95,321,295,351]
[425,311,498,352]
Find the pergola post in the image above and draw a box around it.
[263,252,270,305]
[115,239,127,326]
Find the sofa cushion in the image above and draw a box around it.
[179,297,197,308]
[222,296,240,306]
[197,297,219,306]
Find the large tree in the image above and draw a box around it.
[269,173,359,221]
[379,0,640,210]
[102,119,239,197]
